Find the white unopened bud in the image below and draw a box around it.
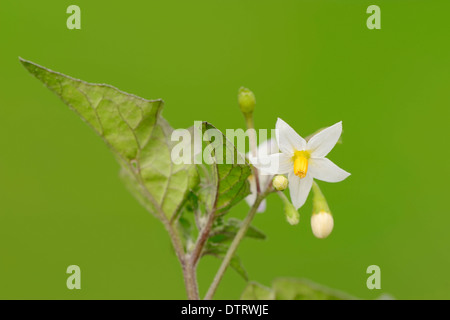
[311,211,334,239]
[273,175,288,191]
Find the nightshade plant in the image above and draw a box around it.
[21,58,351,300]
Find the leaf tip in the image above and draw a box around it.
[18,56,28,65]
[18,57,37,74]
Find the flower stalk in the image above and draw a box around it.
[239,87,261,194]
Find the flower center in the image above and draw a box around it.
[293,150,310,179]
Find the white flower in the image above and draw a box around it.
[311,211,334,239]
[245,138,278,212]
[254,118,350,210]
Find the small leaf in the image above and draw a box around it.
[241,282,275,300]
[209,218,266,243]
[201,122,252,214]
[241,278,357,300]
[203,243,248,281]
[272,278,357,300]
[226,218,266,240]
[229,255,248,281]
[176,215,196,252]
[21,58,198,220]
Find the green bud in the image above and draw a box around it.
[273,175,288,191]
[285,203,300,225]
[238,87,256,114]
[279,191,299,225]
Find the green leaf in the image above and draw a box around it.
[229,254,248,281]
[203,243,248,281]
[226,218,266,240]
[209,218,266,243]
[201,122,252,214]
[119,167,155,216]
[272,278,357,300]
[241,282,275,300]
[21,58,198,220]
[202,217,265,281]
[177,215,196,251]
[241,278,358,300]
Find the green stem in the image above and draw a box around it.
[312,181,330,213]
[245,115,261,194]
[204,188,272,300]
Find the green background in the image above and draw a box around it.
[1,0,449,299]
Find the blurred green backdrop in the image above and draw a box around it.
[1,0,449,299]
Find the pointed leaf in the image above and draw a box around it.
[203,243,248,281]
[21,58,198,220]
[226,218,266,240]
[201,122,251,214]
[272,278,357,300]
[209,218,266,243]
[241,282,275,300]
[229,254,248,281]
[241,278,358,300]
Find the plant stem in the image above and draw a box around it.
[133,158,204,300]
[182,262,200,300]
[204,189,271,300]
[190,211,216,267]
[163,222,200,299]
[179,211,216,300]
[245,115,261,194]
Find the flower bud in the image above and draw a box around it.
[311,182,333,239]
[285,204,300,225]
[273,175,288,191]
[311,211,334,239]
[279,194,299,225]
[238,87,256,114]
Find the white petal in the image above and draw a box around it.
[257,199,267,213]
[245,176,267,213]
[268,137,280,155]
[245,193,256,208]
[246,138,277,159]
[308,157,350,183]
[288,172,313,210]
[276,118,306,155]
[258,173,271,191]
[256,138,278,157]
[307,121,342,158]
[245,176,257,207]
[251,153,292,175]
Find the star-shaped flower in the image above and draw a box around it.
[254,118,350,209]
